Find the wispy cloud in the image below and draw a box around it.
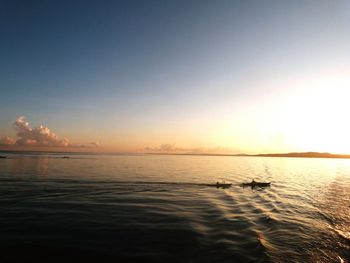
[88,142,100,147]
[0,136,16,146]
[0,116,100,148]
[145,144,238,154]
[74,142,101,148]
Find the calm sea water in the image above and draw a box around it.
[0,153,349,262]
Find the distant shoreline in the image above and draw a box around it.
[1,150,350,159]
[244,152,350,159]
[146,152,350,159]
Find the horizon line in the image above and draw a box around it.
[2,149,350,160]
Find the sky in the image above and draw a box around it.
[0,0,350,154]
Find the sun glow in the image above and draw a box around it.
[211,70,350,154]
[270,73,350,154]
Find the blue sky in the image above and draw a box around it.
[1,0,350,153]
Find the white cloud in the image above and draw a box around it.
[13,116,70,147]
[0,116,102,149]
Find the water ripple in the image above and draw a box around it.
[0,154,349,262]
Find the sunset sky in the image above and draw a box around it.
[1,1,350,153]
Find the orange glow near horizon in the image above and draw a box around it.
[1,72,350,155]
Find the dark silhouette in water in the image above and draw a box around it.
[0,155,7,158]
[242,179,271,189]
[206,180,232,189]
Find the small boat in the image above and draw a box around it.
[242,180,271,188]
[206,180,232,189]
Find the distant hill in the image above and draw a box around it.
[2,149,350,159]
[242,152,350,159]
[147,151,350,159]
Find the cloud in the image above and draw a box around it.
[74,142,101,148]
[0,136,16,146]
[13,116,70,147]
[145,144,238,154]
[145,144,179,152]
[88,142,100,147]
[158,144,178,152]
[0,116,102,149]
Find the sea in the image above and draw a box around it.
[0,152,349,262]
